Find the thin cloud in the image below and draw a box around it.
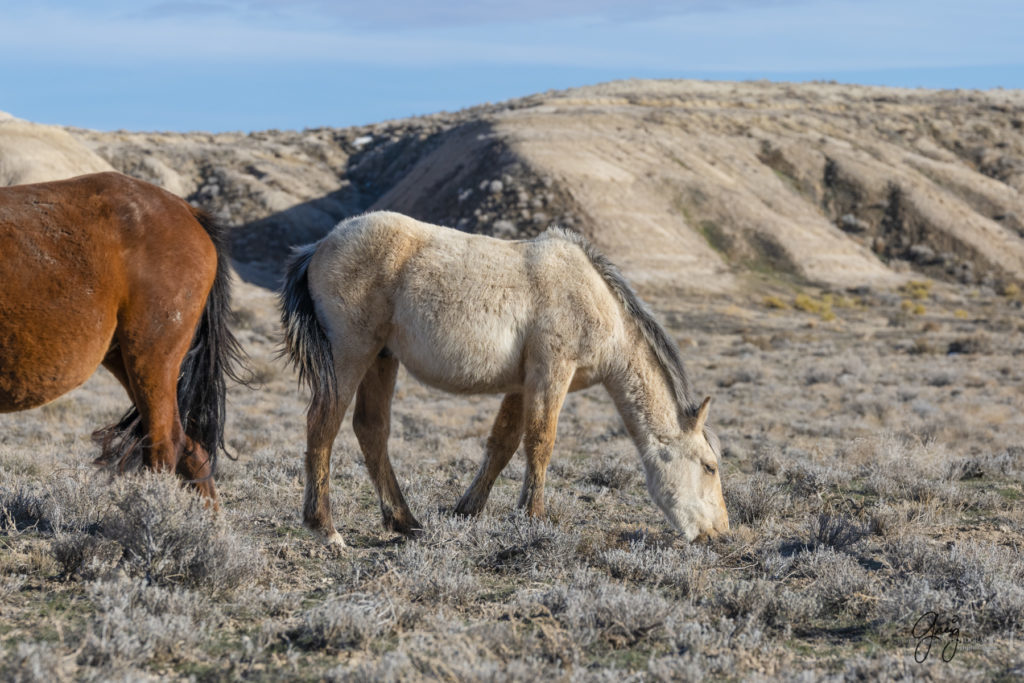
[135,0,805,29]
[135,2,236,19]
[1,0,1021,72]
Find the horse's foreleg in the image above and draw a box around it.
[517,364,573,518]
[454,392,524,516]
[353,353,420,536]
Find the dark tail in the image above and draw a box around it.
[94,210,247,476]
[278,242,337,408]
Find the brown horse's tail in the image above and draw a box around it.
[278,241,337,409]
[94,209,247,475]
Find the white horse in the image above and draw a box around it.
[280,211,729,545]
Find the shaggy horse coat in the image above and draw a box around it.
[281,211,728,544]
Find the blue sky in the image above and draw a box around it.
[1,0,1021,132]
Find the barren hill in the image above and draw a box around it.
[5,79,1024,292]
[0,112,113,186]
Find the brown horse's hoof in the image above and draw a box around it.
[452,495,485,517]
[383,514,422,537]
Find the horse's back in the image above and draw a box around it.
[0,173,216,411]
[309,212,625,394]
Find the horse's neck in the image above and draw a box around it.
[604,336,681,450]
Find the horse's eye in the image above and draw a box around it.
[703,463,716,476]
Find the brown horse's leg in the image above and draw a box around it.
[352,353,420,535]
[454,392,524,516]
[517,363,574,518]
[101,345,133,395]
[127,360,186,473]
[102,343,216,502]
[177,442,218,501]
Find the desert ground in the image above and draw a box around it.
[3,274,1022,680]
[2,80,1024,680]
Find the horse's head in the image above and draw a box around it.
[641,396,729,542]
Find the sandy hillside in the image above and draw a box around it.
[61,80,1024,294]
[0,111,113,186]
[3,80,1018,293]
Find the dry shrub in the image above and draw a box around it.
[597,540,715,596]
[79,577,215,668]
[388,540,481,606]
[881,536,1024,638]
[725,473,788,527]
[708,577,816,632]
[52,472,263,595]
[290,592,396,652]
[582,462,637,490]
[866,500,943,538]
[782,461,837,498]
[329,624,558,682]
[947,334,990,354]
[469,511,582,576]
[519,570,675,649]
[0,484,47,534]
[805,513,867,551]
[791,547,877,617]
[0,641,73,683]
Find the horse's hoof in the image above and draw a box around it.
[452,500,481,517]
[384,516,422,537]
[324,530,346,547]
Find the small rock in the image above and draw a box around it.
[840,213,869,233]
[908,244,937,264]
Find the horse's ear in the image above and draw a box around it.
[693,396,711,434]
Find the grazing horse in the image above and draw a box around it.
[0,172,244,499]
[280,211,729,545]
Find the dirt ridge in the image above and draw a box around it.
[3,79,1022,291]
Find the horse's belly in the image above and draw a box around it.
[0,319,114,412]
[0,358,102,412]
[387,316,524,395]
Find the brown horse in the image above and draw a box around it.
[0,172,244,499]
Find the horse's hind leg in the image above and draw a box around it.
[353,352,420,535]
[102,345,216,500]
[454,392,524,516]
[111,332,193,478]
[304,349,379,545]
[305,385,348,545]
[517,362,574,518]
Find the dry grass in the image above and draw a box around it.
[2,280,1023,680]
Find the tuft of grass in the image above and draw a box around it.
[999,282,1021,299]
[793,292,836,321]
[805,513,867,551]
[900,280,932,300]
[901,299,925,315]
[763,295,788,310]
